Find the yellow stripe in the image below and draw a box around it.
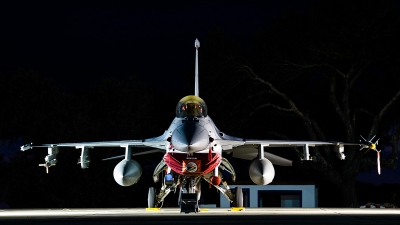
[231,207,245,211]
[198,208,209,212]
[145,208,160,211]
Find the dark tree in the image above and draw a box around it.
[247,0,400,207]
[201,0,400,207]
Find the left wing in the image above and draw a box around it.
[215,137,362,162]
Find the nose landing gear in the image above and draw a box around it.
[179,177,201,213]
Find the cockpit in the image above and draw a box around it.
[176,95,208,118]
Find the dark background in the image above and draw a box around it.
[1,0,400,208]
[0,1,312,90]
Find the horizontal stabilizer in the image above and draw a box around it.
[264,152,293,166]
[232,146,292,166]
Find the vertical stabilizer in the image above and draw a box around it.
[195,38,200,96]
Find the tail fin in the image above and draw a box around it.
[195,38,200,96]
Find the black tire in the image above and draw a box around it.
[235,186,243,207]
[148,187,155,208]
[178,187,182,207]
[197,182,201,202]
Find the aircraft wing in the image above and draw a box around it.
[22,140,167,150]
[215,137,361,162]
[21,132,169,152]
[20,132,169,172]
[244,139,353,147]
[215,138,355,149]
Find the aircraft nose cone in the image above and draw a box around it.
[171,121,209,152]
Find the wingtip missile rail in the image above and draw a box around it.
[359,135,381,175]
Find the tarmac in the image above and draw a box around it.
[1,208,400,225]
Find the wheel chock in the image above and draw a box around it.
[145,208,160,211]
[231,207,245,211]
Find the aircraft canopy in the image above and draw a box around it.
[176,95,208,118]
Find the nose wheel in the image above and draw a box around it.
[178,177,201,213]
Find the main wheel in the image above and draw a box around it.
[148,187,156,208]
[196,181,201,202]
[178,186,183,207]
[235,186,243,207]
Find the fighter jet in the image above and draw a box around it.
[21,39,370,210]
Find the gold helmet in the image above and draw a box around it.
[176,95,208,118]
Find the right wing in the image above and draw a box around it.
[21,131,170,151]
[20,132,170,172]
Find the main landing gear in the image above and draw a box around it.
[149,158,243,211]
[235,186,243,207]
[148,187,156,208]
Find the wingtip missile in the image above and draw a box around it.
[377,150,381,175]
[359,135,382,175]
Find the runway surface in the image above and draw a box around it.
[1,208,400,225]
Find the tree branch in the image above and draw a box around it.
[250,103,294,116]
[369,90,400,138]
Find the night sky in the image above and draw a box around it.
[0,1,313,90]
[1,0,400,203]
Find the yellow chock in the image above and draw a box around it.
[145,208,160,211]
[231,207,245,211]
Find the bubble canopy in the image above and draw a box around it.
[176,95,208,118]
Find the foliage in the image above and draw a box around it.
[200,0,400,207]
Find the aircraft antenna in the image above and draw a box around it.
[195,38,200,96]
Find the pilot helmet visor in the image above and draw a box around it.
[176,95,207,118]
